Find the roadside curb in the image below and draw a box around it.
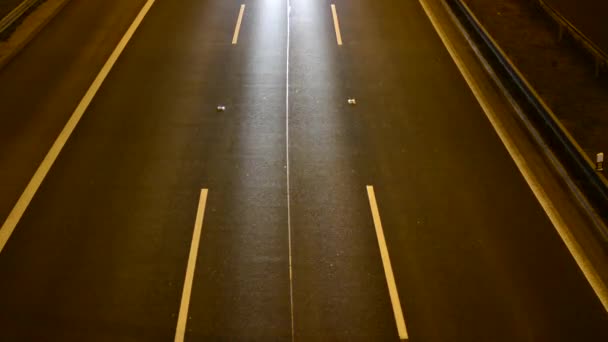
[0,0,71,71]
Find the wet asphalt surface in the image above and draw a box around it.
[0,0,607,340]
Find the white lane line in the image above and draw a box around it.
[330,4,343,46]
[232,4,246,45]
[418,0,608,312]
[175,189,209,342]
[366,186,409,340]
[286,0,295,340]
[0,0,156,254]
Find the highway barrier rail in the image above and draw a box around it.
[448,0,608,243]
[538,0,608,76]
[0,0,43,40]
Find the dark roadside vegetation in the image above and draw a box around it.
[464,0,608,165]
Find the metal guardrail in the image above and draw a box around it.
[447,0,608,241]
[537,0,608,76]
[0,0,41,39]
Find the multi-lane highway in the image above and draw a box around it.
[0,0,607,340]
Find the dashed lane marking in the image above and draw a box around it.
[232,4,246,45]
[175,189,209,342]
[331,4,343,46]
[366,186,409,340]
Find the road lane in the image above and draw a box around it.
[0,0,289,340]
[185,0,291,339]
[334,0,608,340]
[0,0,148,227]
[289,0,398,339]
[0,0,607,340]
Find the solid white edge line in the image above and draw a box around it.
[366,186,409,340]
[418,0,608,312]
[0,0,157,254]
[286,0,295,340]
[232,4,246,45]
[330,4,343,46]
[175,189,209,342]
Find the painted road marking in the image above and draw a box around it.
[366,186,408,340]
[232,4,246,45]
[419,0,608,312]
[330,4,343,46]
[285,0,295,340]
[285,0,295,342]
[0,0,157,254]
[175,189,209,342]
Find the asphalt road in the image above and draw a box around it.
[0,0,607,341]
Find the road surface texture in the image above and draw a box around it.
[0,0,607,341]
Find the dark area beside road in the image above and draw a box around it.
[0,0,46,40]
[464,0,608,165]
[0,0,28,19]
[544,0,608,55]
